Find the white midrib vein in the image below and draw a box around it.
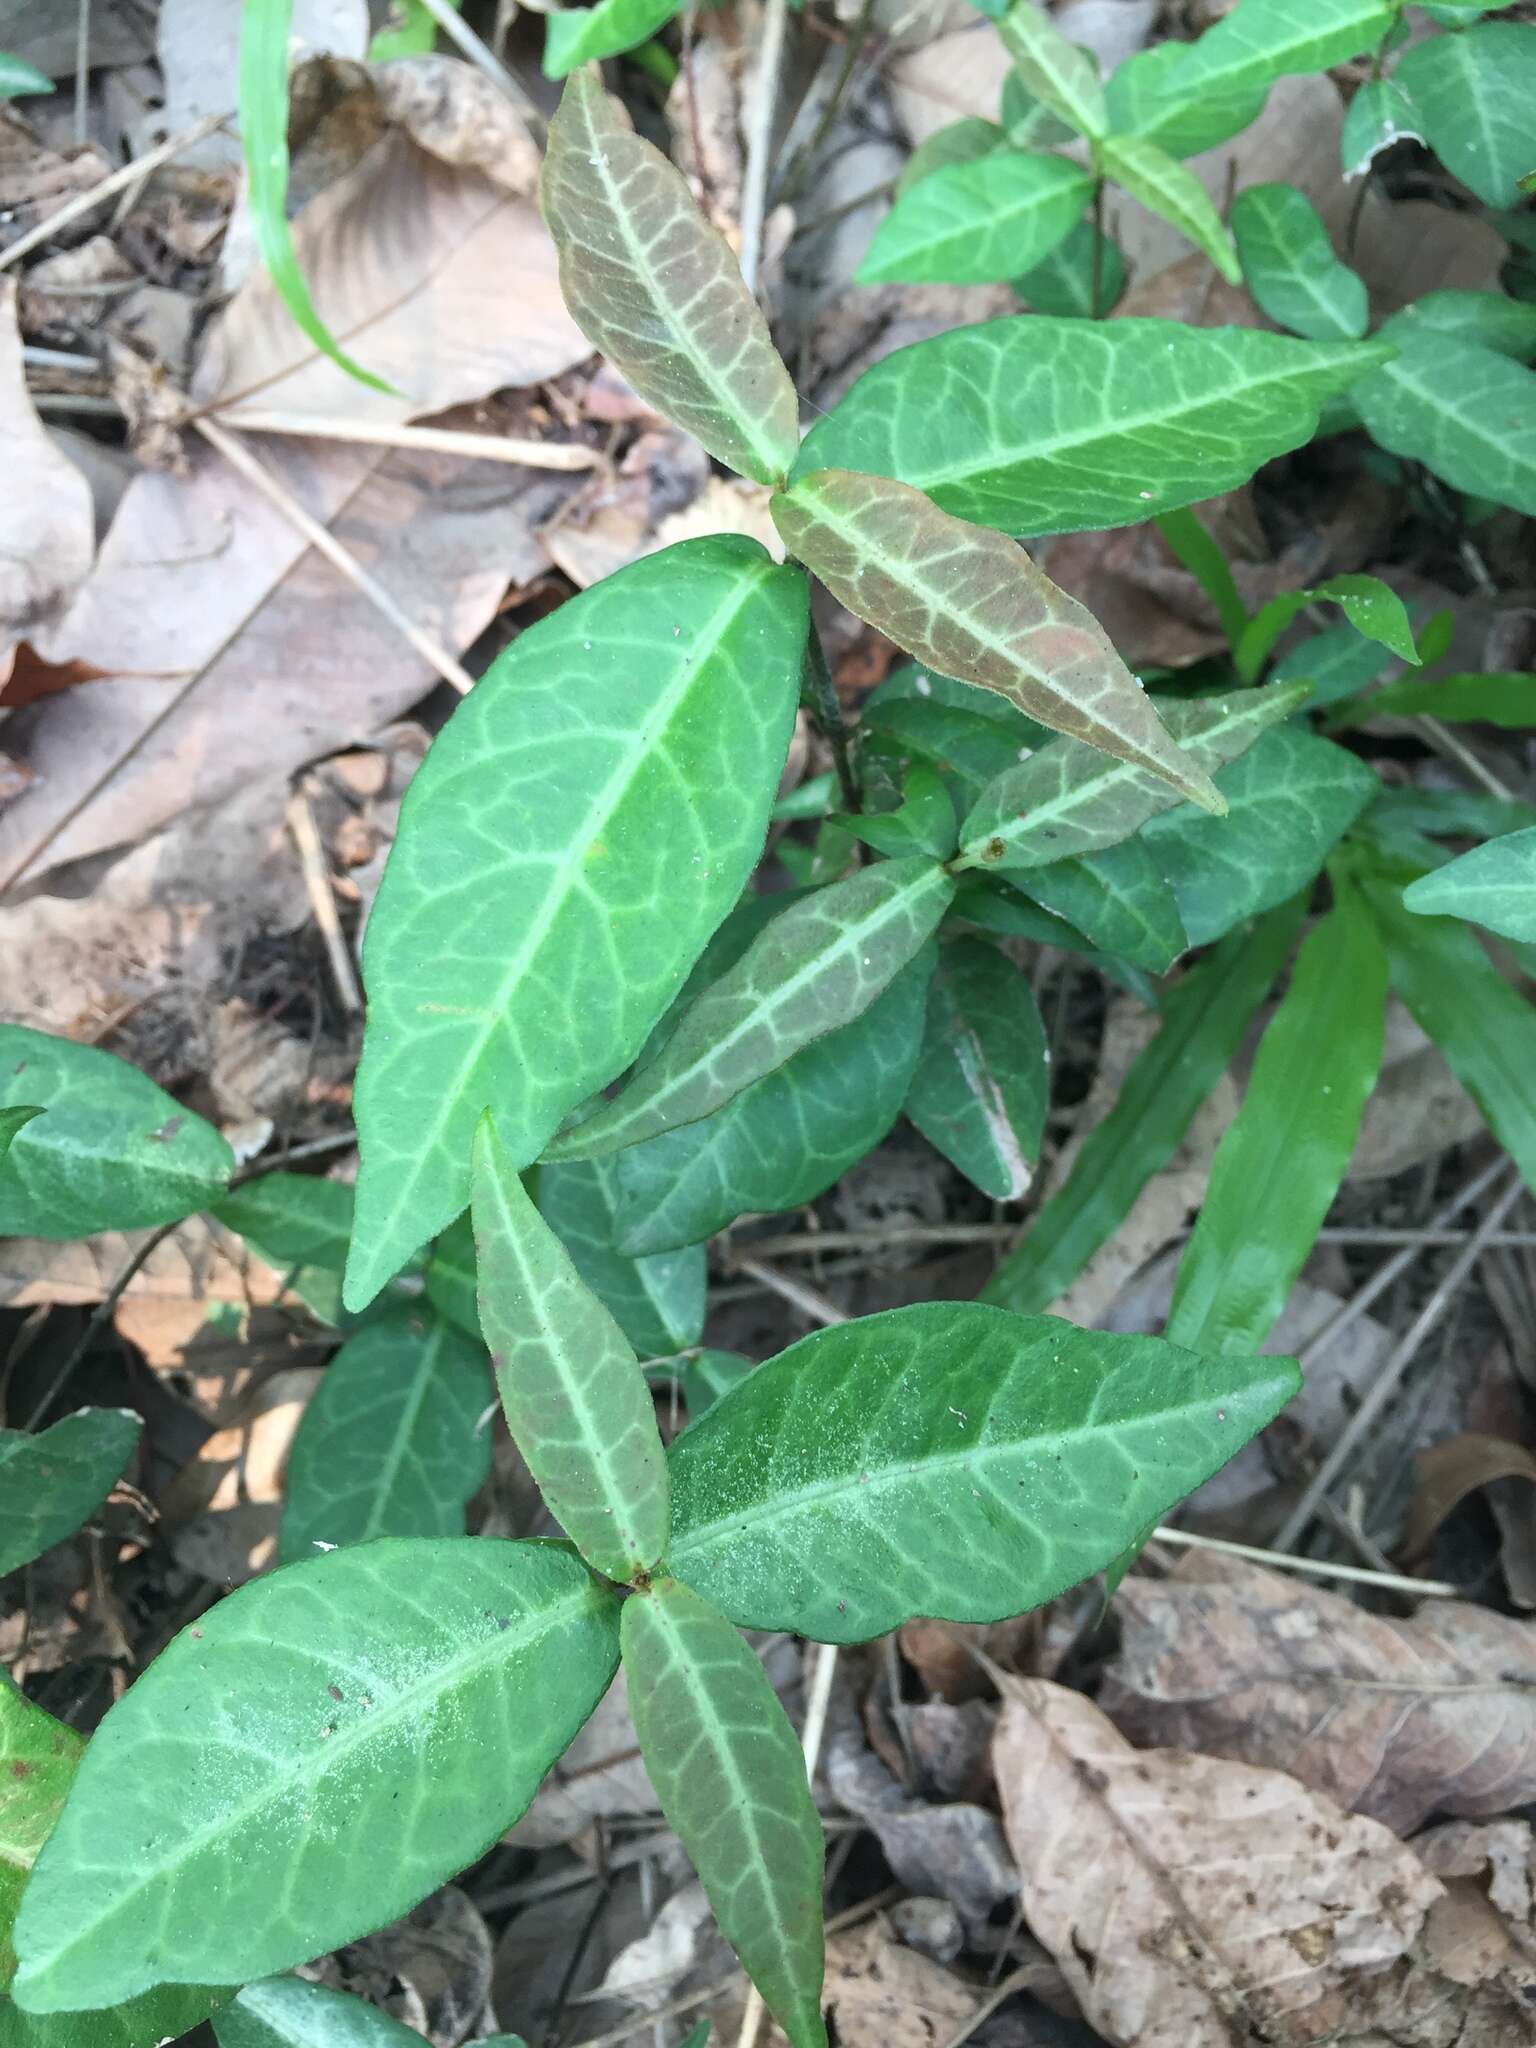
[358,1321,450,1542]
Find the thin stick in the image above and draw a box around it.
[1414,714,1517,803]
[409,0,543,128]
[74,0,90,150]
[739,0,790,292]
[286,782,362,1014]
[1148,1526,1459,1599]
[195,416,475,695]
[212,408,601,471]
[935,1966,1036,2048]
[20,1219,180,1432]
[1274,1168,1525,1551]
[775,0,875,207]
[732,1256,848,1327]
[0,111,229,273]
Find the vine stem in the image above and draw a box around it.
[739,0,790,292]
[801,630,861,814]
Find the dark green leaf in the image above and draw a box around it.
[997,1,1108,138]
[1396,23,1536,208]
[850,766,958,861]
[1268,624,1394,709]
[213,1172,357,1326]
[895,119,1006,198]
[1353,324,1536,519]
[214,1975,424,2047]
[1155,509,1249,648]
[1231,182,1368,341]
[1164,888,1386,1354]
[1384,289,1536,364]
[1404,827,1536,941]
[772,469,1222,809]
[539,1159,706,1356]
[0,55,52,99]
[543,0,679,77]
[666,1302,1299,1641]
[1235,573,1418,681]
[541,70,799,483]
[11,1541,620,2013]
[1012,217,1126,317]
[0,1412,142,1579]
[793,318,1391,534]
[277,1308,492,1565]
[1104,42,1266,158]
[857,151,1093,285]
[622,1582,825,2048]
[1341,670,1536,726]
[1101,135,1241,284]
[905,939,1048,1199]
[861,666,1048,794]
[1367,786,1536,844]
[680,1351,755,1420]
[982,898,1305,1313]
[546,858,956,1160]
[345,536,807,1310]
[0,1026,232,1238]
[1019,840,1187,973]
[1151,0,1395,107]
[473,1120,670,1580]
[950,879,1161,1004]
[1339,75,1426,177]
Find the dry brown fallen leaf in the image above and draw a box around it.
[1404,1436,1536,1571]
[822,1916,981,2048]
[1348,1001,1486,1180]
[0,279,93,674]
[1104,1552,1536,1834]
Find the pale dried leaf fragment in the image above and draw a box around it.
[0,280,93,669]
[993,1676,1442,2048]
[540,67,800,485]
[772,468,1223,810]
[1104,1553,1536,1833]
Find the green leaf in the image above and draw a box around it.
[1151,0,1395,107]
[1352,326,1536,518]
[773,772,837,823]
[982,897,1306,1313]
[0,1412,142,1579]
[1156,508,1250,647]
[0,55,52,99]
[1368,787,1536,845]
[680,1351,755,1420]
[997,1,1108,139]
[950,879,1161,1004]
[621,1582,825,2048]
[1341,76,1426,177]
[1403,826,1536,942]
[1012,216,1126,316]
[773,469,1223,809]
[611,959,930,1254]
[793,318,1391,534]
[278,1308,491,1565]
[539,1159,706,1355]
[346,536,806,1311]
[1235,573,1419,682]
[541,69,799,484]
[1145,725,1377,947]
[1348,670,1536,726]
[0,1026,233,1238]
[214,1975,425,2047]
[543,0,679,77]
[1269,624,1395,709]
[666,1302,1299,1641]
[1382,288,1536,363]
[545,858,956,1161]
[367,0,458,60]
[1019,840,1188,973]
[956,683,1306,874]
[472,1120,670,1580]
[1231,181,1368,341]
[1396,23,1536,208]
[1100,134,1241,285]
[238,0,391,393]
[213,1172,358,1326]
[895,119,1006,197]
[0,1109,41,1165]
[860,666,1048,795]
[850,766,958,861]
[1104,42,1266,159]
[1421,1,1520,21]
[857,151,1093,286]
[11,1541,621,2013]
[999,70,1074,151]
[1165,888,1386,1354]
[904,939,1048,1199]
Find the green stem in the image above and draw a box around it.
[802,629,860,814]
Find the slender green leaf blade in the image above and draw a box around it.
[215,1975,425,2047]
[1104,41,1266,159]
[1231,181,1368,341]
[1022,840,1187,973]
[667,1303,1299,1641]
[1154,0,1394,105]
[1346,671,1536,726]
[346,537,806,1310]
[539,1159,706,1355]
[773,469,1222,809]
[473,1121,669,1579]
[1340,75,1426,177]
[959,683,1305,875]
[1396,23,1536,208]
[547,858,956,1161]
[543,0,679,77]
[1165,889,1386,1354]
[1155,509,1249,648]
[11,1541,621,2013]
[0,1412,142,1579]
[622,1582,825,2048]
[905,939,1047,1199]
[238,0,391,392]
[1403,827,1536,942]
[541,69,799,483]
[0,1027,232,1237]
[983,897,1306,1314]
[896,119,1006,197]
[997,0,1108,138]
[1012,216,1126,317]
[1235,572,1418,681]
[1145,725,1377,947]
[278,1308,491,1565]
[1352,327,1536,518]
[857,152,1092,286]
[1101,134,1241,285]
[793,319,1392,534]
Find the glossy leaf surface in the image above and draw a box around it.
[278,1309,491,1565]
[11,1541,620,2012]
[546,858,955,1160]
[0,1411,142,1579]
[1022,841,1187,974]
[1339,75,1426,176]
[667,1303,1299,1642]
[1165,889,1386,1354]
[1231,182,1367,341]
[543,0,679,77]
[346,537,806,1310]
[957,683,1305,873]
[1100,135,1240,284]
[905,939,1048,1200]
[1404,828,1536,943]
[997,0,1108,137]
[1153,0,1394,105]
[793,319,1390,534]
[1353,327,1536,519]
[1104,42,1266,158]
[857,152,1092,286]
[214,1975,425,2047]
[541,69,799,483]
[473,1121,669,1580]
[0,1027,232,1238]
[773,470,1221,809]
[1396,24,1536,208]
[983,898,1305,1314]
[1012,218,1126,317]
[623,1582,825,2048]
